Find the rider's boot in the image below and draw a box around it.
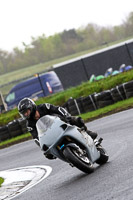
[75,116,98,140]
[86,129,98,140]
[81,125,97,140]
[67,116,98,140]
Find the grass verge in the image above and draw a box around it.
[0,177,4,187]
[80,97,133,122]
[0,133,32,149]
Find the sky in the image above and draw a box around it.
[0,0,133,51]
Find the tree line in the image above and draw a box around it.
[0,12,133,75]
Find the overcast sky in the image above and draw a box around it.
[0,0,133,51]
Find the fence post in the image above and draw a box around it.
[74,99,81,115]
[81,59,89,80]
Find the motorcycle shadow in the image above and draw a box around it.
[56,162,110,189]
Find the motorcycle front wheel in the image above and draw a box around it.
[63,146,94,174]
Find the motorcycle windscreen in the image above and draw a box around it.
[36,115,65,148]
[36,115,55,137]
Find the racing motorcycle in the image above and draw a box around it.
[35,115,109,174]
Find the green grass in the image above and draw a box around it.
[80,97,133,121]
[0,108,20,126]
[0,132,32,148]
[37,69,133,106]
[0,177,4,187]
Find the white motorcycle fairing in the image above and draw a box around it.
[36,115,100,163]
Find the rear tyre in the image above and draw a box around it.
[96,145,109,165]
[63,146,94,173]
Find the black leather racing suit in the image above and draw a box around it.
[27,103,97,140]
[27,103,69,139]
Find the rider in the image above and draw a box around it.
[18,98,97,157]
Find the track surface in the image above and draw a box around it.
[1,109,133,200]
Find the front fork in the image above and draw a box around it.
[94,138,103,147]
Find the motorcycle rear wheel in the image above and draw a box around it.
[63,146,94,174]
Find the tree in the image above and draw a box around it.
[0,12,133,75]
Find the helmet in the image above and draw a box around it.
[18,98,37,119]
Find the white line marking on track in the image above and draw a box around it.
[0,165,52,200]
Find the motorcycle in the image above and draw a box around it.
[36,115,109,174]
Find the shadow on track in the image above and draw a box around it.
[56,162,110,189]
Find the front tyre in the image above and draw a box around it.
[96,145,109,165]
[63,146,94,174]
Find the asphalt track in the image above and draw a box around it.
[1,109,133,200]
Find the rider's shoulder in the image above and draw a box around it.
[38,103,51,110]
